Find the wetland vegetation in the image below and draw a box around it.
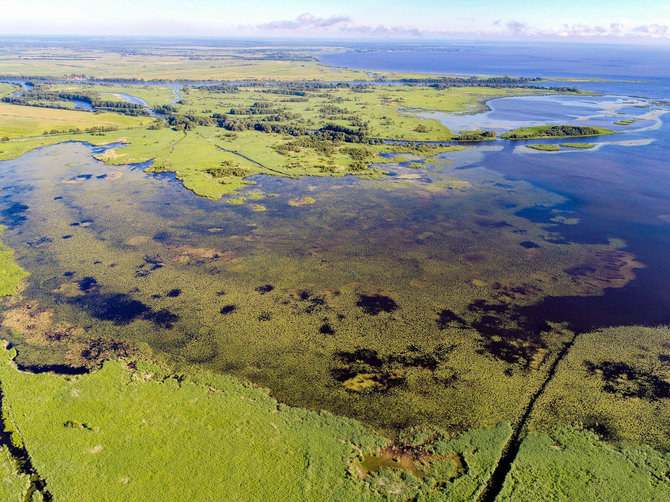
[0,38,668,501]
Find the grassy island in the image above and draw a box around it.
[559,142,596,149]
[502,125,615,140]
[526,143,561,151]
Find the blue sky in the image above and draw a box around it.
[2,0,669,43]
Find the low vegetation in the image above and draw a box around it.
[559,142,595,149]
[526,144,561,151]
[498,426,670,501]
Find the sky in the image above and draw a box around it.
[1,0,669,43]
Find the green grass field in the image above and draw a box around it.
[0,102,151,138]
[498,426,670,501]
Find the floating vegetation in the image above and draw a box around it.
[288,196,316,207]
[584,360,670,401]
[564,250,645,293]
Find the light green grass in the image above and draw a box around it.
[526,144,561,151]
[0,226,28,296]
[497,426,670,501]
[0,102,151,138]
[0,343,517,502]
[0,446,35,502]
[559,143,595,149]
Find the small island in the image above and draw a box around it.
[502,125,615,140]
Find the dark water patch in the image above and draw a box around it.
[581,415,619,442]
[255,284,274,294]
[519,241,540,249]
[436,309,466,329]
[296,289,311,301]
[93,260,102,264]
[14,361,88,375]
[76,337,136,368]
[356,294,398,315]
[152,231,171,242]
[27,236,52,247]
[584,360,670,401]
[1,202,29,226]
[62,234,73,239]
[146,308,180,329]
[475,219,512,229]
[166,288,182,297]
[319,322,335,335]
[305,296,326,314]
[220,305,236,315]
[78,276,99,294]
[135,255,165,277]
[53,196,63,200]
[63,271,74,277]
[467,299,551,367]
[70,222,80,227]
[70,293,150,325]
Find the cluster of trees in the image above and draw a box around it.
[502,125,603,140]
[166,114,213,131]
[152,104,178,115]
[41,125,118,136]
[455,130,497,141]
[205,162,248,177]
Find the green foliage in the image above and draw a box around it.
[455,131,497,141]
[497,426,670,501]
[502,125,615,140]
[0,446,34,502]
[559,142,595,148]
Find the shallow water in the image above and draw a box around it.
[0,85,668,431]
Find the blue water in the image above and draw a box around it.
[321,42,670,99]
